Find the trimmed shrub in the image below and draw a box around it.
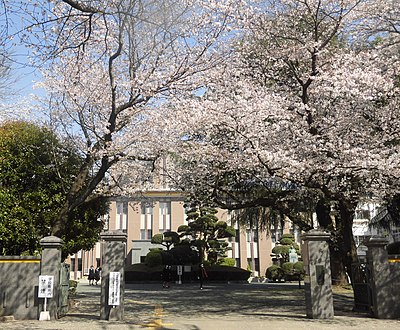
[266,265,284,281]
[272,245,290,255]
[293,261,305,276]
[145,250,163,267]
[217,257,236,267]
[170,244,199,265]
[280,237,294,246]
[281,262,294,274]
[202,265,251,281]
[281,261,305,281]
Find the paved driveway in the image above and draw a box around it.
[1,280,400,329]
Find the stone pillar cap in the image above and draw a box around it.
[301,229,331,241]
[39,235,64,247]
[100,230,127,242]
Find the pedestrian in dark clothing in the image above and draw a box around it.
[95,267,101,285]
[162,265,171,288]
[88,265,95,285]
[94,267,101,285]
[199,263,208,290]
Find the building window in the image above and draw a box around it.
[271,227,282,243]
[71,257,83,272]
[159,201,171,233]
[116,201,128,231]
[246,229,258,242]
[141,203,153,240]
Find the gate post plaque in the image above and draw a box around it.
[301,230,334,319]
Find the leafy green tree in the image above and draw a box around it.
[0,121,108,258]
[178,201,235,264]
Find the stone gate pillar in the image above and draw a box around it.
[100,230,127,320]
[301,230,334,319]
[39,236,64,320]
[365,236,400,319]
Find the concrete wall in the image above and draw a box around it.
[0,236,64,320]
[0,256,41,320]
[129,240,163,264]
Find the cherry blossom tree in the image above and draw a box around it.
[163,0,400,283]
[0,0,249,236]
[353,0,400,225]
[2,0,399,282]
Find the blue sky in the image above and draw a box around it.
[1,5,46,110]
[0,40,46,123]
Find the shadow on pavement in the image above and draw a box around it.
[66,281,361,325]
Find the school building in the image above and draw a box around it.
[69,189,299,280]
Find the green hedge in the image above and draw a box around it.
[203,265,251,281]
[125,263,250,283]
[125,264,165,282]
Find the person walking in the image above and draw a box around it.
[88,265,95,285]
[95,267,102,285]
[162,265,171,288]
[199,263,208,290]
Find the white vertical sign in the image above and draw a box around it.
[177,265,183,275]
[177,265,183,285]
[108,272,121,306]
[38,275,54,298]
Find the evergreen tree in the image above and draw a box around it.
[0,121,108,258]
[177,200,235,264]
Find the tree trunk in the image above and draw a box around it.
[51,154,112,237]
[315,197,357,285]
[332,197,358,285]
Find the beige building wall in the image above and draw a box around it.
[70,191,281,279]
[127,202,140,244]
[171,200,186,229]
[238,229,248,270]
[258,231,273,276]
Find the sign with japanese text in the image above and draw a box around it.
[108,272,121,306]
[38,275,54,298]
